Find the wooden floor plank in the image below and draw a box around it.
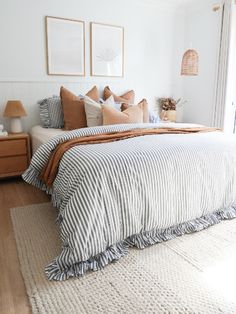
[0,178,50,314]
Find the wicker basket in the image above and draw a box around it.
[181,49,199,76]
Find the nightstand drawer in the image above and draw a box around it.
[0,156,28,174]
[0,139,27,157]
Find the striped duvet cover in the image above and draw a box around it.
[23,123,236,280]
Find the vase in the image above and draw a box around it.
[161,110,176,122]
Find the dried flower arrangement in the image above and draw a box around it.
[159,98,181,111]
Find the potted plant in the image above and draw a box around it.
[159,98,181,122]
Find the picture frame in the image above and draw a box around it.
[90,22,124,77]
[45,16,85,76]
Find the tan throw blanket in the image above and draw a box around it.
[40,127,220,187]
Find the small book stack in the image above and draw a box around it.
[0,124,8,136]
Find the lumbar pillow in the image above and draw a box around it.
[60,86,99,130]
[103,86,135,104]
[102,99,149,125]
[84,95,115,127]
[38,96,64,128]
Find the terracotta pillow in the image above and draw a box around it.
[120,99,149,123]
[60,86,99,130]
[103,86,135,104]
[120,103,130,112]
[87,86,99,102]
[102,99,149,125]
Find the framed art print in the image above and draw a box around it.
[90,22,124,77]
[46,16,85,76]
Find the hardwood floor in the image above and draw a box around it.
[0,178,49,314]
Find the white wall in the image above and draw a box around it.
[173,0,222,126]
[0,0,177,131]
[223,3,236,133]
[171,7,186,122]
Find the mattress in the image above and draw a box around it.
[30,125,66,154]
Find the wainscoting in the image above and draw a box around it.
[0,80,148,132]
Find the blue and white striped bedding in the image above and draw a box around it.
[23,123,236,280]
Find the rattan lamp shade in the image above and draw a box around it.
[3,100,27,117]
[181,49,199,76]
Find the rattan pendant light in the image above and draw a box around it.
[181,49,199,76]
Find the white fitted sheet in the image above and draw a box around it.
[30,125,66,154]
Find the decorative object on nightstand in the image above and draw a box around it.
[3,100,27,133]
[159,98,179,122]
[0,124,8,136]
[0,133,31,178]
[158,98,187,122]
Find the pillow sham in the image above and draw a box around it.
[121,101,158,123]
[84,95,115,127]
[120,99,149,123]
[102,99,149,125]
[38,96,64,128]
[103,86,135,104]
[60,86,99,130]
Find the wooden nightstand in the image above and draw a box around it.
[0,133,31,179]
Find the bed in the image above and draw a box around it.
[23,122,236,281]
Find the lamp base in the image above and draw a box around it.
[10,118,23,133]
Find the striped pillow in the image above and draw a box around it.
[38,96,64,128]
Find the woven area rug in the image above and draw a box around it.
[11,203,236,314]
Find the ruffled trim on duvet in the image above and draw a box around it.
[23,166,67,210]
[45,205,236,281]
[45,242,130,281]
[22,166,52,194]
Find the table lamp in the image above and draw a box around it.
[3,100,27,133]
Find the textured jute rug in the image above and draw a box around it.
[11,203,236,314]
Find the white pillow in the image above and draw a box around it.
[84,95,115,127]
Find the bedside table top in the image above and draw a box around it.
[0,133,29,141]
